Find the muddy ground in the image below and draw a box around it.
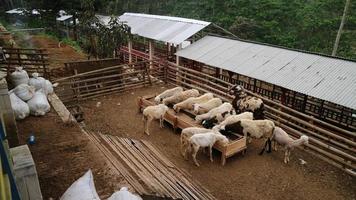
[81,85,356,200]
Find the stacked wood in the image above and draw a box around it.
[84,129,217,200]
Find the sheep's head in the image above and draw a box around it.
[154,96,161,104]
[301,135,309,145]
[228,84,244,96]
[192,103,200,114]
[173,104,180,112]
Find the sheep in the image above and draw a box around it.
[201,110,234,129]
[188,132,229,166]
[195,102,234,124]
[162,89,199,106]
[142,104,169,135]
[229,85,264,120]
[173,93,214,112]
[193,98,223,114]
[222,119,275,155]
[212,112,254,132]
[154,86,183,104]
[271,127,309,163]
[180,127,212,159]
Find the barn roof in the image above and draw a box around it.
[176,35,356,110]
[116,12,210,45]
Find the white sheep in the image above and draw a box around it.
[162,89,199,106]
[195,102,234,124]
[154,86,183,104]
[188,132,229,167]
[271,127,309,163]
[193,98,223,114]
[212,112,254,132]
[142,104,169,135]
[222,119,275,155]
[180,127,212,159]
[173,93,213,112]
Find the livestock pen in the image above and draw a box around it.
[51,55,355,177]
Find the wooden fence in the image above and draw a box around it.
[0,47,49,79]
[53,60,159,104]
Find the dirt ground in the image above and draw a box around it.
[21,35,87,69]
[16,110,127,199]
[81,85,356,200]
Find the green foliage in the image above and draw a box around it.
[19,0,356,59]
[94,0,355,59]
[61,38,83,53]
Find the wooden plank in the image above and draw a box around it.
[84,131,147,195]
[101,135,165,197]
[118,137,182,199]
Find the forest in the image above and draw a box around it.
[0,0,355,59]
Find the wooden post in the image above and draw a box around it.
[271,85,275,100]
[149,40,154,69]
[253,79,257,93]
[0,76,19,147]
[228,71,234,83]
[176,44,182,84]
[215,67,220,78]
[128,39,133,63]
[302,94,308,113]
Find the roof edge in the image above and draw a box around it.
[123,12,211,26]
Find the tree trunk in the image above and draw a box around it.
[332,0,351,56]
[73,13,77,41]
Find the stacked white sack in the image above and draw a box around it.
[10,67,29,86]
[12,84,35,101]
[27,89,50,116]
[9,92,30,120]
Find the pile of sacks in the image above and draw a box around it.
[9,67,57,120]
[61,170,142,200]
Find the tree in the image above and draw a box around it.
[78,0,130,58]
[332,0,351,56]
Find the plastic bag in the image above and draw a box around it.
[108,187,142,200]
[27,90,50,116]
[9,92,30,120]
[28,72,46,91]
[60,170,100,200]
[10,67,29,87]
[12,84,35,101]
[29,72,56,95]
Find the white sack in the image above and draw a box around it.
[10,67,29,86]
[60,170,100,200]
[9,92,30,120]
[12,84,35,101]
[108,187,142,200]
[28,72,46,91]
[29,72,56,95]
[27,90,50,116]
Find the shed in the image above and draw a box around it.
[176,35,356,129]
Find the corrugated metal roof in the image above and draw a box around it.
[176,36,356,110]
[114,13,210,45]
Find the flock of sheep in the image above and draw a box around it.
[142,86,309,166]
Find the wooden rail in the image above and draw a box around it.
[0,47,49,78]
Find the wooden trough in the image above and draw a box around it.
[138,94,247,165]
